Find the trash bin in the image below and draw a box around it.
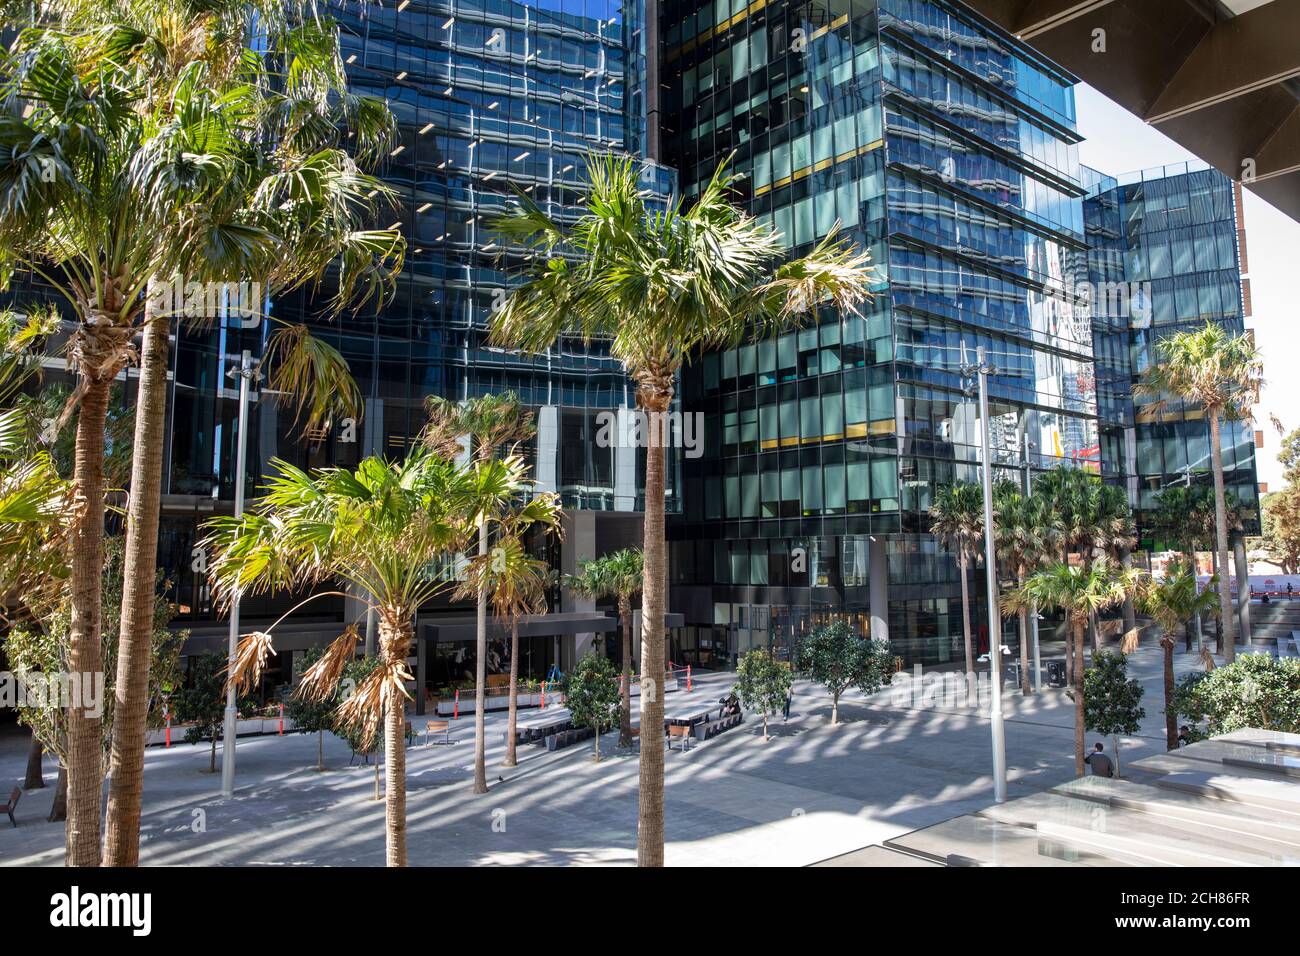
[1046,658,1067,688]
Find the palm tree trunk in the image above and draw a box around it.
[66,374,112,867]
[1112,732,1122,778]
[104,299,169,867]
[24,733,44,789]
[959,553,974,678]
[637,399,669,867]
[1207,411,1237,662]
[473,516,489,794]
[317,730,324,771]
[209,734,217,773]
[618,596,633,748]
[49,767,68,822]
[380,619,412,866]
[1163,637,1178,750]
[504,618,520,767]
[1073,619,1086,777]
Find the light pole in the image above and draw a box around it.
[963,345,1008,803]
[222,349,260,798]
[1023,433,1042,694]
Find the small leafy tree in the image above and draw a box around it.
[734,649,793,741]
[1083,651,1145,777]
[175,652,249,773]
[1173,655,1300,740]
[795,619,893,724]
[289,646,343,771]
[565,652,621,762]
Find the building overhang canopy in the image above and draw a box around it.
[962,0,1300,222]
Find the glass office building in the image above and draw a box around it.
[1083,160,1258,541]
[661,0,1117,667]
[3,0,676,690]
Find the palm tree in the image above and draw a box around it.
[202,450,518,866]
[423,392,536,794]
[930,482,984,681]
[1136,560,1220,749]
[995,484,1057,694]
[1139,321,1264,664]
[96,6,400,866]
[567,548,644,747]
[1010,558,1143,776]
[455,517,561,769]
[488,154,873,866]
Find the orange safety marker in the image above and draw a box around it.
[454,688,460,719]
[279,702,284,735]
[164,704,171,748]
[540,681,546,710]
[687,665,692,692]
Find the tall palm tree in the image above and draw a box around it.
[101,4,399,867]
[1010,558,1143,776]
[457,534,555,768]
[488,154,873,866]
[0,33,155,864]
[423,392,536,794]
[567,548,644,747]
[1139,321,1263,664]
[203,450,515,866]
[929,482,984,681]
[1136,560,1219,750]
[995,483,1057,694]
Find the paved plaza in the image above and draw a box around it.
[0,644,1228,866]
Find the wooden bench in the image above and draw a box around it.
[425,720,451,746]
[4,785,20,827]
[667,724,693,752]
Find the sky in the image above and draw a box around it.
[1073,83,1299,493]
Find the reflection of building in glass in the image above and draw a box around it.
[4,0,675,693]
[661,0,1098,667]
[1083,160,1258,541]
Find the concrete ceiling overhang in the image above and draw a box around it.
[960,0,1300,221]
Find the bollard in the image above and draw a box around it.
[165,704,171,748]
[279,702,284,735]
[454,688,460,720]
[540,681,546,710]
[687,665,692,692]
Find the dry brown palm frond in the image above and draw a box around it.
[225,631,276,697]
[1120,628,1141,655]
[1200,647,1217,672]
[297,625,361,703]
[334,657,413,750]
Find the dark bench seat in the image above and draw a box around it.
[693,712,744,742]
[544,727,594,751]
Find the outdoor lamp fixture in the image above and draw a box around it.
[960,344,1008,804]
[396,71,408,81]
[397,0,409,11]
[442,16,454,28]
[221,351,262,799]
[420,123,434,134]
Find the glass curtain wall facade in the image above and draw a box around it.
[3,0,670,632]
[1083,160,1259,540]
[660,0,1096,666]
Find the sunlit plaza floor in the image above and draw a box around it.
[0,643,1229,866]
